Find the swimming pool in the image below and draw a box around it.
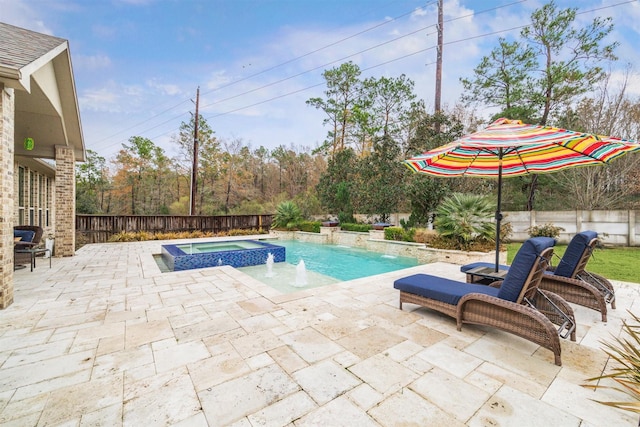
[238,240,419,293]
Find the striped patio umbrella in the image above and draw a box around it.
[404,118,640,270]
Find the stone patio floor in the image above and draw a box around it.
[1,236,638,426]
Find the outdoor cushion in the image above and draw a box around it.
[553,231,597,278]
[496,237,556,302]
[460,261,509,273]
[14,229,35,243]
[393,274,500,305]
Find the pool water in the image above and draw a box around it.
[175,241,265,254]
[278,240,418,281]
[238,240,419,293]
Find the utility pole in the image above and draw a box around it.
[434,0,443,133]
[190,87,200,216]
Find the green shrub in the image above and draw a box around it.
[108,231,138,242]
[527,223,564,239]
[297,221,321,233]
[384,226,416,242]
[227,228,267,236]
[108,228,267,243]
[340,223,372,232]
[434,193,496,250]
[337,212,356,224]
[271,201,303,229]
[414,228,438,244]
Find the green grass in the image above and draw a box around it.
[507,243,640,284]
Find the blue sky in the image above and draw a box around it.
[2,0,640,160]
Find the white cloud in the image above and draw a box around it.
[0,0,53,34]
[74,54,112,71]
[79,86,122,113]
[146,79,183,96]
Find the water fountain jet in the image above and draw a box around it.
[265,253,275,277]
[294,259,308,287]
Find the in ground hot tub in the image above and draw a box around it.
[161,239,285,271]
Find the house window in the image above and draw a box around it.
[29,171,36,225]
[17,166,54,227]
[45,177,51,227]
[38,175,44,226]
[18,166,25,225]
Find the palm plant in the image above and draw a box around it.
[434,193,496,250]
[271,201,303,230]
[584,311,640,416]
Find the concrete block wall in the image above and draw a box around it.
[505,210,640,246]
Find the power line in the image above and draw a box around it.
[91,2,436,150]
[95,1,529,153]
[201,0,528,111]
[101,1,525,151]
[95,0,633,153]
[198,25,438,111]
[195,1,636,128]
[197,1,440,99]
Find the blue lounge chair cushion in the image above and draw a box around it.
[496,237,556,302]
[395,237,555,306]
[460,261,509,273]
[14,229,35,242]
[553,231,597,278]
[393,274,500,305]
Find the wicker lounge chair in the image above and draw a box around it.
[462,231,614,322]
[14,225,44,269]
[394,237,565,366]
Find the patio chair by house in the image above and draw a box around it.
[14,225,44,269]
[394,237,566,366]
[461,231,614,322]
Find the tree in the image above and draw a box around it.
[460,38,538,121]
[113,136,155,214]
[403,110,465,224]
[363,74,419,156]
[548,71,640,209]
[523,1,618,126]
[253,146,269,197]
[219,138,253,214]
[306,62,364,155]
[460,0,618,210]
[76,149,110,214]
[270,145,290,193]
[405,110,465,156]
[354,134,405,223]
[173,113,218,214]
[316,148,357,219]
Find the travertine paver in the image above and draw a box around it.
[469,384,582,427]
[123,367,202,425]
[199,364,300,425]
[0,236,637,426]
[369,388,466,426]
[411,367,491,422]
[293,359,361,404]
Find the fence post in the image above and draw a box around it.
[629,210,636,246]
[576,210,582,233]
[530,210,536,229]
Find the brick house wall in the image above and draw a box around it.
[0,85,15,308]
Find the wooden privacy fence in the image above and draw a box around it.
[76,214,273,244]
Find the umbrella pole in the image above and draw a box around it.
[495,151,503,272]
